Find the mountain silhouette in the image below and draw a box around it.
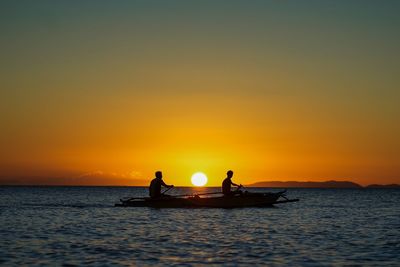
[247,180,363,188]
[366,184,400,188]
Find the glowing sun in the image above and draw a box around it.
[191,172,208,186]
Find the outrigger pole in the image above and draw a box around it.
[169,191,222,198]
[120,186,175,202]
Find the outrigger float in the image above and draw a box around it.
[115,190,299,208]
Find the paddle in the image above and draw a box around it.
[161,186,173,195]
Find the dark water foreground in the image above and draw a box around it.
[0,186,399,266]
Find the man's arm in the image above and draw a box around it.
[161,179,173,188]
[231,181,240,187]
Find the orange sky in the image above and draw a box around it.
[0,2,399,186]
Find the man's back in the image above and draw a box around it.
[222,177,232,195]
[149,178,161,198]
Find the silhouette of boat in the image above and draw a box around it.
[115,191,299,208]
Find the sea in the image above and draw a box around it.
[0,186,399,266]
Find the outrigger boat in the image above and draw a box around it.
[115,190,299,208]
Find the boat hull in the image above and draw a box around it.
[115,194,298,208]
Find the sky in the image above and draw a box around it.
[0,1,399,186]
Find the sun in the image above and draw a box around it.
[191,172,208,186]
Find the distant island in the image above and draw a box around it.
[365,184,400,188]
[247,180,400,188]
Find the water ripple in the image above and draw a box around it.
[0,187,399,266]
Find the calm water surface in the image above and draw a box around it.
[0,187,399,266]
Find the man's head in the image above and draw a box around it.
[227,170,233,178]
[155,171,162,179]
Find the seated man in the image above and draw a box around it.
[149,171,174,199]
[222,170,242,196]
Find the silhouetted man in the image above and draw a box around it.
[222,170,242,196]
[149,171,174,198]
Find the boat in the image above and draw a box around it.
[115,191,299,208]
